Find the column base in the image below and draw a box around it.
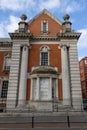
[29,100,53,112]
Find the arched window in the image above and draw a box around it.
[40,46,50,66]
[4,54,11,71]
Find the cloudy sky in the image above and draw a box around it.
[0,0,87,60]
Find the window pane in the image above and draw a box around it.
[4,57,11,70]
[1,81,8,98]
[40,78,49,100]
[33,78,37,100]
[43,22,47,33]
[41,52,48,66]
[52,79,56,99]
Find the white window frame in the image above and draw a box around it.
[1,80,8,99]
[41,20,48,33]
[32,77,58,101]
[40,46,50,66]
[3,54,11,71]
[39,77,49,100]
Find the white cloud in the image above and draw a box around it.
[0,0,36,11]
[77,28,87,59]
[6,15,20,33]
[60,0,86,13]
[78,28,87,50]
[66,1,82,13]
[1,0,23,11]
[39,0,60,10]
[0,0,86,14]
[0,24,6,37]
[0,15,20,37]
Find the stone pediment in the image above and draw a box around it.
[28,9,62,25]
[30,66,59,75]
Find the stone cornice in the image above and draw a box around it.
[9,32,33,40]
[30,66,59,75]
[32,36,59,41]
[57,32,81,40]
[29,32,81,41]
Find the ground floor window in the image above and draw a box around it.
[1,81,8,98]
[32,77,57,101]
[40,78,49,100]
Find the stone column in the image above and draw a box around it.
[61,44,71,105]
[36,77,39,100]
[49,77,52,100]
[18,45,28,106]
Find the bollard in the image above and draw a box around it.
[32,115,34,128]
[67,114,70,127]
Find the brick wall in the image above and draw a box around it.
[28,44,61,72]
[27,44,62,100]
[28,13,62,36]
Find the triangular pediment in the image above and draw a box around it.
[28,9,62,36]
[28,9,62,25]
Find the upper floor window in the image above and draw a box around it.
[41,20,48,33]
[85,60,87,64]
[1,81,8,98]
[40,46,50,66]
[4,54,11,71]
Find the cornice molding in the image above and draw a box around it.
[32,36,59,41]
[30,66,59,75]
[9,32,33,40]
[57,32,81,40]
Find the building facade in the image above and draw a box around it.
[79,57,87,99]
[0,9,82,112]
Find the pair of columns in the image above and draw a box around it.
[18,43,71,106]
[30,77,58,101]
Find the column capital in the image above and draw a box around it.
[21,43,32,49]
[60,43,70,48]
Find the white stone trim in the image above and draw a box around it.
[40,45,50,66]
[56,79,58,99]
[18,45,28,106]
[61,45,71,105]
[7,43,21,109]
[30,41,60,44]
[30,79,33,100]
[69,42,82,109]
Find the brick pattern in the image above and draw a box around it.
[0,51,10,76]
[79,57,87,98]
[28,13,62,36]
[28,44,61,72]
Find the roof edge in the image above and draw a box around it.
[28,9,62,25]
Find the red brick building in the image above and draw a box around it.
[0,9,82,112]
[79,57,87,99]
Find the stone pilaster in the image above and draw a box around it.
[61,44,71,106]
[69,41,82,110]
[7,43,21,109]
[18,45,28,106]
